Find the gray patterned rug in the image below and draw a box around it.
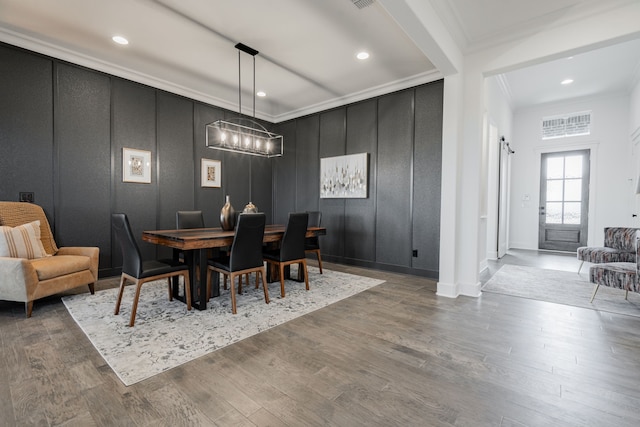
[482,264,640,318]
[62,266,384,386]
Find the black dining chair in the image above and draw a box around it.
[263,212,310,298]
[305,211,323,274]
[205,213,269,314]
[112,213,192,327]
[176,210,205,229]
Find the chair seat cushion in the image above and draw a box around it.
[577,246,634,263]
[589,262,639,292]
[30,255,91,281]
[139,260,188,279]
[208,255,231,272]
[262,249,281,262]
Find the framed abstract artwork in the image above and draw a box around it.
[201,158,221,188]
[320,152,368,198]
[122,148,151,183]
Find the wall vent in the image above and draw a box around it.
[542,111,591,140]
[351,0,375,9]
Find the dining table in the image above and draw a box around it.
[142,224,327,310]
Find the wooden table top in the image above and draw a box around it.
[142,225,326,250]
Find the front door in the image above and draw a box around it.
[539,149,590,251]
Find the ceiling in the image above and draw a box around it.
[0,0,638,121]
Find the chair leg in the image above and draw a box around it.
[301,259,310,291]
[279,263,286,298]
[183,273,192,311]
[88,282,96,294]
[114,275,127,315]
[577,260,584,274]
[590,284,600,303]
[625,289,629,300]
[25,301,33,318]
[316,250,323,274]
[167,278,173,301]
[229,272,238,314]
[238,275,243,295]
[129,280,145,327]
[260,268,270,304]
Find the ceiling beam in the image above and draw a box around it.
[377,0,462,76]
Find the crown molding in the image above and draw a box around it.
[271,69,444,123]
[1,27,443,124]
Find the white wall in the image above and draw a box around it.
[509,93,633,249]
[480,76,514,267]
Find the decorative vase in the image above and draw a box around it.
[220,195,236,231]
[243,201,258,213]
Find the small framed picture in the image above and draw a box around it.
[122,148,151,184]
[201,158,221,188]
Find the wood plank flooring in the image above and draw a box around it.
[1,257,640,426]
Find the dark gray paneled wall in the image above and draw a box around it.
[0,43,274,276]
[0,42,442,279]
[275,81,443,278]
[54,63,112,267]
[0,47,54,221]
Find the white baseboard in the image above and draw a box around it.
[436,281,482,298]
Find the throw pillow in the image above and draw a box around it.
[0,220,48,259]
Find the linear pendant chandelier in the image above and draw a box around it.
[206,43,283,158]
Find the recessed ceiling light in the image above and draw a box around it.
[112,36,129,45]
[356,51,370,60]
[257,91,266,97]
[561,78,574,85]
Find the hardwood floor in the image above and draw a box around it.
[1,255,639,426]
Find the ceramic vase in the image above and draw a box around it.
[243,201,258,213]
[220,195,236,230]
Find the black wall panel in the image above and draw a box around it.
[319,108,347,258]
[295,115,320,211]
[0,46,54,218]
[345,100,377,262]
[273,121,297,224]
[156,93,194,258]
[376,90,414,267]
[111,79,157,264]
[54,63,112,268]
[412,81,443,273]
[223,150,251,215]
[251,156,273,224]
[194,103,224,227]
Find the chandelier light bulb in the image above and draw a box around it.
[233,134,239,145]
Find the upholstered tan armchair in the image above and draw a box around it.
[0,202,99,317]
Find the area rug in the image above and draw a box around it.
[62,267,384,386]
[482,264,640,318]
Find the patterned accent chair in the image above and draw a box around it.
[576,227,637,273]
[589,230,640,302]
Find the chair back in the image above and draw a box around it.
[229,213,266,271]
[176,210,205,229]
[280,212,309,262]
[306,211,322,249]
[111,213,144,278]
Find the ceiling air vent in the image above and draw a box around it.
[351,0,375,9]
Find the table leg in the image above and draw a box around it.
[197,249,210,309]
[172,248,181,297]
